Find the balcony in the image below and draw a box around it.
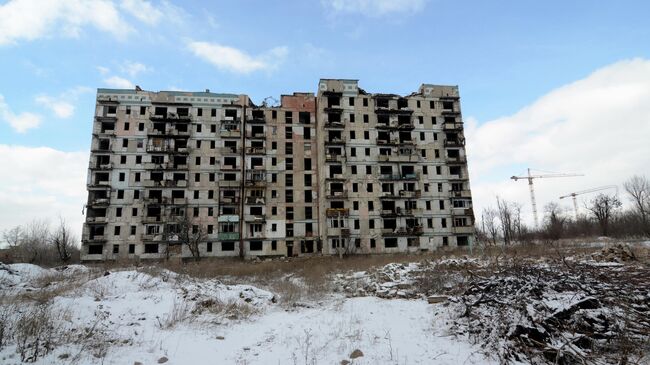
[326,208,349,217]
[87,180,111,188]
[326,190,347,199]
[149,112,192,122]
[88,198,110,207]
[218,232,240,241]
[88,162,113,170]
[325,174,345,181]
[171,147,190,155]
[167,128,191,137]
[446,156,467,164]
[399,190,421,198]
[442,122,463,131]
[379,173,419,181]
[376,139,399,146]
[245,170,267,186]
[220,147,241,155]
[247,131,266,139]
[86,216,108,223]
[325,154,345,163]
[324,120,344,129]
[327,227,350,238]
[143,215,163,223]
[324,138,345,146]
[220,129,241,138]
[245,196,266,205]
[246,146,265,155]
[383,226,423,236]
[143,179,188,188]
[219,196,240,205]
[449,190,471,198]
[146,145,172,153]
[444,138,465,147]
[452,226,475,235]
[245,214,266,222]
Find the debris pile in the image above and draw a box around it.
[333,258,483,300]
[589,243,636,262]
[450,262,650,364]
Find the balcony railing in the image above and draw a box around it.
[220,129,241,138]
[379,173,419,181]
[325,154,345,163]
[326,190,347,199]
[218,232,240,241]
[246,147,265,155]
[245,196,266,205]
[324,138,345,146]
[326,208,349,217]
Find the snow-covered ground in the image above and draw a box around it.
[0,262,492,365]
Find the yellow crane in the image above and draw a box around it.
[559,185,618,220]
[511,168,583,228]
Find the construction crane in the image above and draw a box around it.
[559,185,618,220]
[510,168,583,228]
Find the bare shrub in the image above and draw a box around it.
[157,299,191,329]
[14,304,58,362]
[0,302,15,350]
[192,297,257,320]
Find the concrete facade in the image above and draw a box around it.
[82,80,474,261]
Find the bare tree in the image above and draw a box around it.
[585,193,622,236]
[480,207,500,245]
[176,214,207,261]
[50,217,76,263]
[2,226,24,249]
[496,197,515,245]
[17,220,52,264]
[543,202,565,241]
[623,175,650,235]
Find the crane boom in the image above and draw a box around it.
[510,168,584,228]
[559,185,618,220]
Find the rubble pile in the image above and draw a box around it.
[589,243,637,262]
[451,262,650,364]
[333,258,484,300]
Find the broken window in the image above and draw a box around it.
[384,238,398,248]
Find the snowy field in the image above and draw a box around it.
[1,241,648,364]
[0,261,490,365]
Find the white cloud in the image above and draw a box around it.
[104,75,135,89]
[0,95,42,133]
[0,145,88,242]
[96,66,110,75]
[187,41,289,74]
[120,61,151,77]
[34,86,91,119]
[0,0,134,45]
[323,0,427,17]
[120,0,163,26]
[466,58,650,226]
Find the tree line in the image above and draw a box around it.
[2,217,79,266]
[477,175,650,244]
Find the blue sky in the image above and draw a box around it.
[1,0,650,236]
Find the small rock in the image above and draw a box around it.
[243,347,251,351]
[58,353,70,359]
[427,295,448,304]
[350,349,364,359]
[216,336,225,340]
[103,271,110,276]
[157,356,168,363]
[341,360,351,365]
[134,362,143,365]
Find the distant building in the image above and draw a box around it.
[82,80,474,261]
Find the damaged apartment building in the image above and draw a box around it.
[82,79,474,261]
